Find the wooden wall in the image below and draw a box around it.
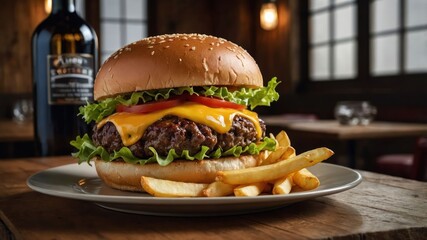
[0,0,47,94]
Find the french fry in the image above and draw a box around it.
[282,146,296,160]
[234,182,267,197]
[140,130,331,198]
[293,168,320,190]
[273,174,294,195]
[259,149,272,164]
[141,176,208,197]
[262,131,295,165]
[216,147,334,185]
[261,146,287,165]
[275,131,291,149]
[203,181,235,197]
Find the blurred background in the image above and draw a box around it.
[1,0,426,178]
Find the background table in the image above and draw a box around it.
[264,120,427,140]
[0,119,34,142]
[263,119,427,168]
[1,156,426,239]
[0,120,35,158]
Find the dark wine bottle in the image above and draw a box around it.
[32,0,98,156]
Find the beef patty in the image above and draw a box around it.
[92,115,266,158]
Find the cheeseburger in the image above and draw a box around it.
[71,33,280,192]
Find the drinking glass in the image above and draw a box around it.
[12,99,34,123]
[334,101,377,125]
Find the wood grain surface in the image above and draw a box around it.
[0,156,426,240]
[263,119,427,140]
[0,120,34,142]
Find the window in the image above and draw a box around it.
[371,0,427,75]
[308,0,357,81]
[100,0,148,63]
[304,0,427,90]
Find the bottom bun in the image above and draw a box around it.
[94,155,261,192]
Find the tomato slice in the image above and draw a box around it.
[187,95,246,110]
[116,94,245,114]
[116,98,184,113]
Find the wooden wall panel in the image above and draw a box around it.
[151,0,255,52]
[0,0,47,94]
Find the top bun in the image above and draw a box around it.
[94,33,263,100]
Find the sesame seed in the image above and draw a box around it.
[184,44,190,47]
[159,40,166,44]
[190,46,196,51]
[147,45,154,48]
[151,51,155,55]
[208,47,213,51]
[164,45,170,48]
[179,58,182,62]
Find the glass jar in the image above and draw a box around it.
[334,101,377,125]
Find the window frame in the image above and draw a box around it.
[98,0,149,63]
[299,0,427,95]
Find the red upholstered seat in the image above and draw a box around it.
[375,137,427,181]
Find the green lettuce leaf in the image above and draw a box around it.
[70,134,277,166]
[80,77,280,123]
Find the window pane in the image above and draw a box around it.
[333,5,356,40]
[334,0,354,5]
[101,22,122,52]
[371,0,399,33]
[125,23,147,44]
[310,0,330,11]
[405,30,427,73]
[310,46,330,80]
[125,0,147,20]
[405,0,427,28]
[333,41,356,79]
[100,0,121,19]
[310,12,330,44]
[371,34,399,75]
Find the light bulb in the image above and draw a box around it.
[260,2,278,30]
[45,0,52,14]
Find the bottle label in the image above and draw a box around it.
[47,54,94,105]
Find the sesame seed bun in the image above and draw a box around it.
[94,33,263,100]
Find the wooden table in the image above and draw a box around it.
[263,119,427,168]
[1,156,426,239]
[264,120,427,140]
[0,119,34,142]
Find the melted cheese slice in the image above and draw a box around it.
[98,102,261,146]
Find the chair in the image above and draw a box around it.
[375,137,427,181]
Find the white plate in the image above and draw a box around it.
[27,163,362,216]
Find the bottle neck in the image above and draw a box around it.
[51,0,76,14]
